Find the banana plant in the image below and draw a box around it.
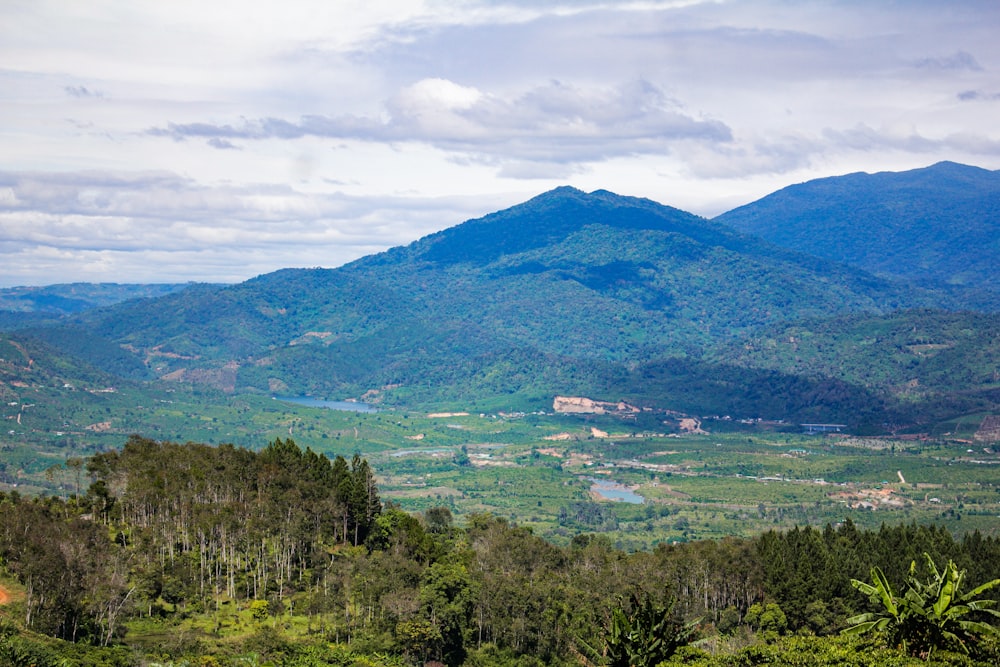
[844,553,1000,658]
[604,592,699,667]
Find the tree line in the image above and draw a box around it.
[0,436,998,666]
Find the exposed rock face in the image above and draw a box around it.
[975,415,1000,442]
[162,361,239,392]
[678,418,708,434]
[552,396,638,415]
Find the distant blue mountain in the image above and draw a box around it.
[714,162,1000,298]
[0,282,193,315]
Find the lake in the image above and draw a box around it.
[273,396,377,413]
[588,477,645,504]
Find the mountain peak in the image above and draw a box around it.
[410,186,715,266]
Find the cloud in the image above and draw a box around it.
[677,133,824,179]
[0,169,519,286]
[207,137,242,150]
[147,78,732,174]
[958,90,1000,102]
[914,50,982,71]
[823,124,1000,157]
[64,85,104,99]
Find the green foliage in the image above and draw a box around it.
[744,602,787,638]
[248,599,270,621]
[845,553,1000,658]
[0,331,131,390]
[712,309,1000,425]
[0,622,60,667]
[418,560,477,666]
[2,447,1000,665]
[601,592,698,667]
[21,325,152,380]
[559,501,620,532]
[0,495,131,645]
[694,634,927,666]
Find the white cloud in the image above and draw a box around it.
[149,78,732,168]
[0,169,521,286]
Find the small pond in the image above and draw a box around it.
[273,396,377,413]
[588,477,645,504]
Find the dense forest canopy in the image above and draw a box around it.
[0,437,998,666]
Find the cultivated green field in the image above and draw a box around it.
[7,387,998,549]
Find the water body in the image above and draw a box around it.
[588,478,645,504]
[273,396,377,413]
[390,448,453,457]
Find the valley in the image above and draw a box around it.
[1,162,999,665]
[11,385,999,547]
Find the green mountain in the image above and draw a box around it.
[4,170,995,431]
[0,331,143,457]
[85,186,940,367]
[0,332,123,391]
[0,283,195,334]
[39,185,978,428]
[714,162,1000,299]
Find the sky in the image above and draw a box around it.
[2,0,999,287]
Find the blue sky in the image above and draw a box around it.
[2,0,999,286]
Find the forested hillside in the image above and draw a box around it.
[43,184,990,429]
[81,186,943,372]
[0,331,129,392]
[714,162,1000,299]
[0,170,995,436]
[0,438,998,666]
[710,309,1000,412]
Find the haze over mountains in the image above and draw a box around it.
[2,162,998,433]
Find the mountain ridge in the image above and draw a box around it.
[713,161,1000,295]
[3,162,998,432]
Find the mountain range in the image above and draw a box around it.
[1,162,998,433]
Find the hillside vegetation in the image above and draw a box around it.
[29,181,988,431]
[0,166,997,436]
[714,162,1000,299]
[1,438,998,666]
[712,309,1000,409]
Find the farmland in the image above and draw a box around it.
[12,387,998,549]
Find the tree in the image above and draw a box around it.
[419,560,477,666]
[844,552,1000,658]
[424,506,453,535]
[745,602,787,639]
